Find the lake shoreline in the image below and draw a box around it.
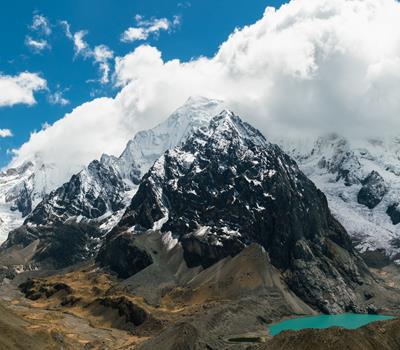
[268,313,396,337]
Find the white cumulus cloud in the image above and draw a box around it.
[0,72,47,107]
[10,0,400,187]
[0,129,12,138]
[11,97,129,182]
[73,30,89,56]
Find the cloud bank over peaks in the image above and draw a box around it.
[117,0,400,140]
[10,0,400,188]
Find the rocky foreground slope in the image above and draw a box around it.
[0,302,61,350]
[0,237,398,349]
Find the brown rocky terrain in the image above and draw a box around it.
[0,302,61,350]
[0,243,313,349]
[0,239,399,349]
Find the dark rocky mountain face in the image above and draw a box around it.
[26,160,128,226]
[96,232,153,279]
[3,221,103,269]
[10,182,33,217]
[99,111,372,313]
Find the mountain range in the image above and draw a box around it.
[0,97,400,348]
[2,97,400,267]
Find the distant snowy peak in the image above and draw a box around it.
[0,162,34,214]
[300,134,363,186]
[0,161,35,242]
[284,133,400,260]
[0,159,60,240]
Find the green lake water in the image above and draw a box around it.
[269,314,395,336]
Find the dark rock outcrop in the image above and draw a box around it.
[4,222,103,269]
[96,297,148,327]
[87,296,164,335]
[357,171,387,209]
[97,232,153,279]
[19,279,73,300]
[10,182,32,217]
[387,203,400,225]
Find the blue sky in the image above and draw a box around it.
[0,0,286,167]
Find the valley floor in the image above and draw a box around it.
[0,258,399,350]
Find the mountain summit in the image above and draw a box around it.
[99,111,375,313]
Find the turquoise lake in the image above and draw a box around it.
[269,314,395,336]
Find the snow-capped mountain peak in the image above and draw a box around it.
[207,109,269,146]
[110,96,223,184]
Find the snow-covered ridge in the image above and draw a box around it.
[1,97,223,243]
[100,96,223,184]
